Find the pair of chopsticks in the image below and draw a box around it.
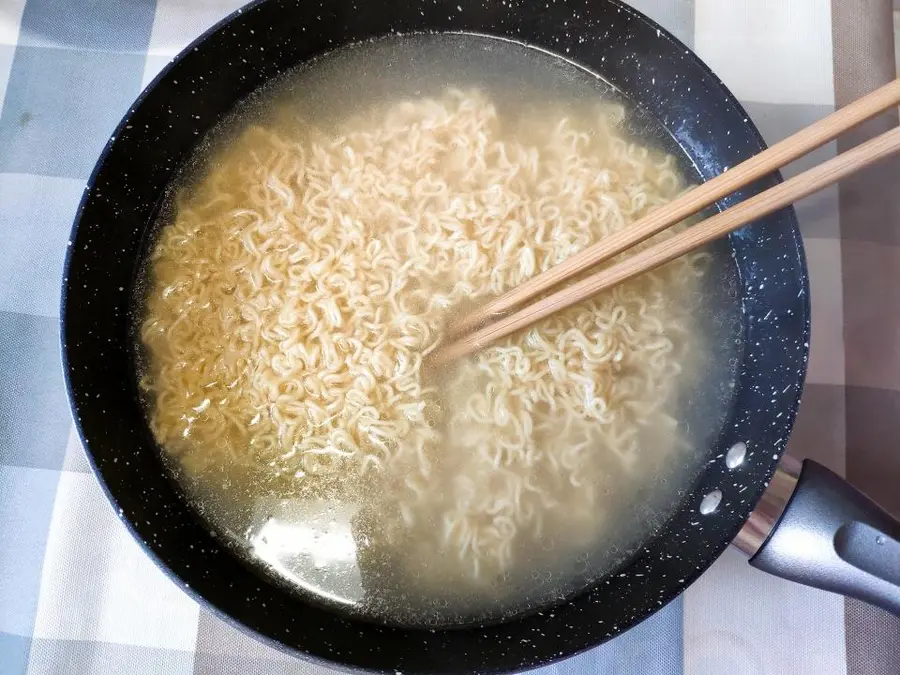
[435,78,900,364]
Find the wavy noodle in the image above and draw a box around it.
[140,89,703,586]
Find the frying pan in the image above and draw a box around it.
[60,0,900,672]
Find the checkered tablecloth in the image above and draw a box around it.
[1,0,899,673]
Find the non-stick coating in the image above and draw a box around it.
[61,0,810,672]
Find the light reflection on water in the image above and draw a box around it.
[249,499,364,607]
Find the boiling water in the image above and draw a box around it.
[135,33,743,626]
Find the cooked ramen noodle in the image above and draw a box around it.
[139,85,709,616]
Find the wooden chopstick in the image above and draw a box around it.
[436,125,900,364]
[451,78,900,337]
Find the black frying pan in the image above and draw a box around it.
[60,0,900,672]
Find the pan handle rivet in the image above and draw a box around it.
[699,489,723,515]
[725,442,747,469]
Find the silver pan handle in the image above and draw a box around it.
[734,457,900,615]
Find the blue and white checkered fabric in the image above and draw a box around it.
[1,1,896,673]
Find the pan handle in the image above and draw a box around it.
[742,458,900,615]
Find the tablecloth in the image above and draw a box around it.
[1,0,898,673]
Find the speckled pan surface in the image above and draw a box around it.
[60,0,810,672]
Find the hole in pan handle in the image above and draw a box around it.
[736,458,900,615]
